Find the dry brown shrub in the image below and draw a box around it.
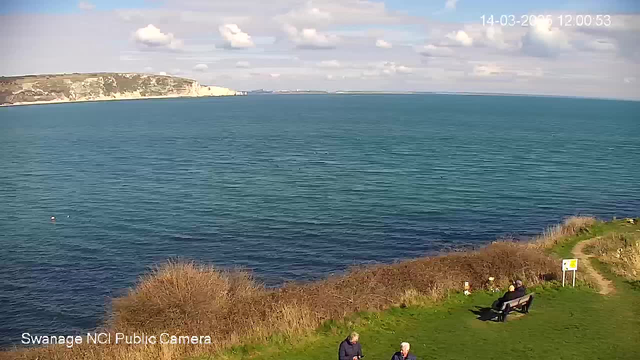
[110,261,261,336]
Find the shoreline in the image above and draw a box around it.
[4,91,637,108]
[0,93,245,108]
[246,91,640,102]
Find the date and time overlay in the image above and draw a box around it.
[480,14,612,27]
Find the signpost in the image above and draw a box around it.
[562,259,578,287]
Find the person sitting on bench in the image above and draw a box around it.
[514,280,526,297]
[492,285,520,310]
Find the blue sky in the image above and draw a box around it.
[1,0,639,99]
[2,0,639,16]
[0,0,154,14]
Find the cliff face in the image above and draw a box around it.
[0,73,244,106]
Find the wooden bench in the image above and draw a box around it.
[496,293,534,322]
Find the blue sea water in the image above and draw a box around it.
[0,94,638,347]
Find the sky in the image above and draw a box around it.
[0,0,639,99]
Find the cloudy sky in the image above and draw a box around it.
[1,0,639,99]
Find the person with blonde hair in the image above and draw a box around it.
[338,331,363,360]
[493,284,520,309]
[391,342,416,360]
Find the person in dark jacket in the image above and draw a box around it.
[492,285,520,309]
[338,332,363,360]
[391,342,417,360]
[514,279,526,297]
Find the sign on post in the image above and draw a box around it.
[562,259,578,287]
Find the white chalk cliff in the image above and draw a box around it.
[0,73,244,106]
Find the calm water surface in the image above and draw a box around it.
[0,94,638,346]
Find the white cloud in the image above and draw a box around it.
[376,39,392,48]
[304,7,332,22]
[278,6,332,27]
[417,44,454,57]
[369,62,412,77]
[389,63,412,74]
[581,38,616,52]
[284,25,339,49]
[270,73,281,78]
[219,24,255,49]
[624,77,636,84]
[446,30,473,46]
[276,0,409,28]
[193,63,208,72]
[236,61,251,68]
[133,24,183,51]
[169,68,181,75]
[521,20,570,57]
[143,66,153,73]
[473,64,502,77]
[78,1,95,10]
[445,0,459,11]
[317,60,341,68]
[485,26,508,49]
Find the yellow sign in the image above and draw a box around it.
[562,259,578,271]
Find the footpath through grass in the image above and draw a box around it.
[548,219,636,258]
[203,220,640,360]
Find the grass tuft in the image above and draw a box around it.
[533,216,596,249]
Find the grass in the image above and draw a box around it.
[213,285,639,360]
[202,218,640,360]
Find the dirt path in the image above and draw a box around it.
[572,239,614,295]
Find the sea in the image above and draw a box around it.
[0,94,638,347]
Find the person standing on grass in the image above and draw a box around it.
[391,342,417,360]
[514,279,526,297]
[339,331,363,360]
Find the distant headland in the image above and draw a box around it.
[0,73,245,107]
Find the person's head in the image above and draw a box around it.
[348,331,359,344]
[515,279,523,288]
[400,342,410,356]
[508,285,515,292]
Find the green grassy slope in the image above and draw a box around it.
[549,219,637,258]
[202,220,639,360]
